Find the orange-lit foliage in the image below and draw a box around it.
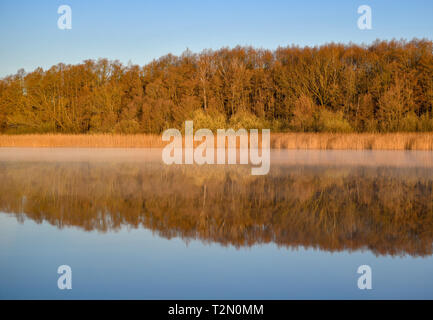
[1,40,433,134]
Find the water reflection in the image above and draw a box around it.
[1,156,432,257]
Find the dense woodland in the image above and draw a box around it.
[1,39,433,134]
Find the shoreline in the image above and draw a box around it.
[1,133,433,150]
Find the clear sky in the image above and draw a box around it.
[1,0,432,77]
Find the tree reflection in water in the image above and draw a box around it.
[0,161,432,257]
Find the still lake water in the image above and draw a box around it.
[0,148,432,299]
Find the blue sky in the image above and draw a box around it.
[0,0,432,77]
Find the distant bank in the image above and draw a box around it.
[1,133,433,150]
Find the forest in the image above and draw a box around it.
[1,39,433,134]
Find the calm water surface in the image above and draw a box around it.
[0,149,432,299]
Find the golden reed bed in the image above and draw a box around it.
[1,133,433,150]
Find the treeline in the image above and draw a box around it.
[1,39,433,134]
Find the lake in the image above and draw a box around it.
[0,148,432,299]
